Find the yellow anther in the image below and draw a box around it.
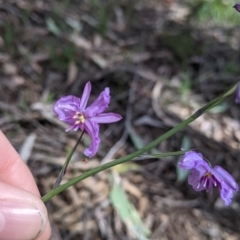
[203,172,212,178]
[79,115,85,123]
[73,113,85,123]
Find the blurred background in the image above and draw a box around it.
[1,0,240,239]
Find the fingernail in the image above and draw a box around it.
[0,200,46,240]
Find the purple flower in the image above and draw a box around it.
[179,151,238,205]
[233,3,240,12]
[54,81,122,158]
[235,83,240,104]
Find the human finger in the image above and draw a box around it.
[0,131,40,196]
[0,180,50,240]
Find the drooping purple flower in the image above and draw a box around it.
[235,83,240,104]
[179,151,238,205]
[54,81,122,158]
[233,3,240,12]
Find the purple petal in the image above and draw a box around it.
[219,183,234,206]
[65,123,83,132]
[213,166,239,191]
[79,81,91,111]
[179,151,206,170]
[90,113,122,123]
[83,120,100,158]
[233,3,240,12]
[54,95,80,124]
[84,87,110,117]
[188,166,208,191]
[235,83,240,104]
[66,125,77,132]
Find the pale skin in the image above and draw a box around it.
[0,131,51,240]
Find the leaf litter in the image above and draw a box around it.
[0,0,240,239]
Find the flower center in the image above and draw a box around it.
[73,112,85,124]
[198,171,219,190]
[203,172,212,178]
[78,115,85,123]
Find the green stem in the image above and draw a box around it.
[53,131,84,189]
[42,83,237,202]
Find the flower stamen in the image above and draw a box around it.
[203,177,208,187]
[73,113,85,123]
[79,115,85,123]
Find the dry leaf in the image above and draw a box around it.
[67,61,78,85]
[70,34,92,50]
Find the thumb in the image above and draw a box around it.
[0,180,50,240]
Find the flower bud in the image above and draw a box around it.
[235,83,240,104]
[233,3,240,12]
